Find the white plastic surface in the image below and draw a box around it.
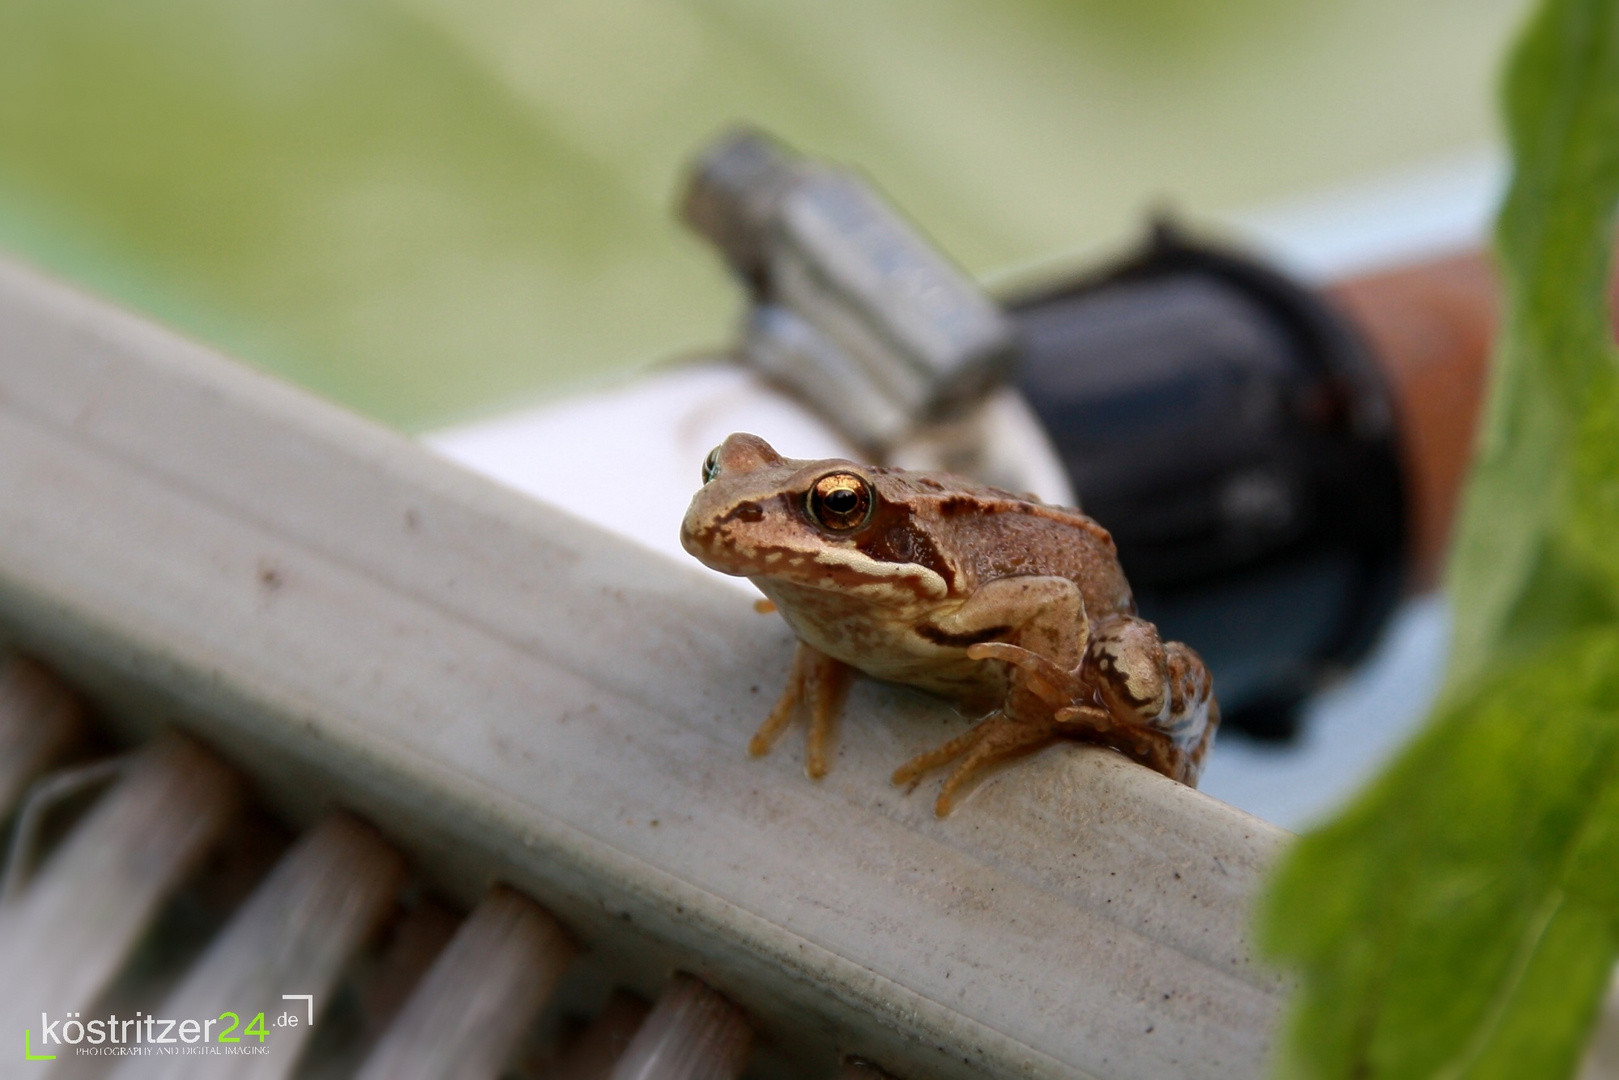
[0,254,1285,1079]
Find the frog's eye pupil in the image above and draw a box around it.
[807,473,873,531]
[702,447,722,485]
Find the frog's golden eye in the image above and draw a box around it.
[806,473,874,531]
[702,446,723,485]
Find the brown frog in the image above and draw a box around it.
[680,433,1218,815]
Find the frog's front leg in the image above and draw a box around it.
[893,576,1089,815]
[751,641,852,779]
[923,576,1089,674]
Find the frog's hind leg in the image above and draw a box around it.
[892,713,1061,816]
[750,642,851,779]
[934,717,1063,816]
[890,720,993,788]
[1087,618,1219,786]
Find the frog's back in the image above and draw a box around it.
[930,495,1136,618]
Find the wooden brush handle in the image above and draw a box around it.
[1328,251,1498,591]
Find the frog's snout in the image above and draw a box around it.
[678,485,740,571]
[680,433,790,573]
[680,481,785,579]
[678,497,715,563]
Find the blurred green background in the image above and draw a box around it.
[0,0,1526,431]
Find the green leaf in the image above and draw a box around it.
[1447,0,1619,684]
[1261,0,1619,1076]
[1264,634,1619,1078]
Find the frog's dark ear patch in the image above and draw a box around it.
[858,506,951,582]
[716,432,784,474]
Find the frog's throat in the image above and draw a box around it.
[808,547,949,600]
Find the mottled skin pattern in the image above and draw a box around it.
[680,433,1219,816]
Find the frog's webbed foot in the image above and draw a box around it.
[956,621,1220,792]
[751,642,851,779]
[892,712,1063,817]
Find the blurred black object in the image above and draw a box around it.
[1009,224,1406,741]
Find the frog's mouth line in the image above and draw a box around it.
[808,547,949,599]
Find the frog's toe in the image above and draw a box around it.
[750,681,803,757]
[966,642,1077,705]
[750,643,812,757]
[932,716,1060,817]
[966,641,1057,678]
[891,721,988,786]
[751,642,852,778]
[748,717,791,757]
[892,712,1061,815]
[803,649,851,779]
